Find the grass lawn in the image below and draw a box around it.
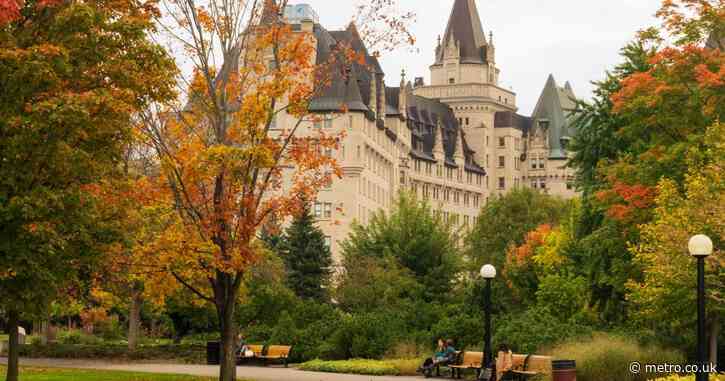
[0,335,7,341]
[0,366,219,381]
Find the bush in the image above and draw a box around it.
[57,330,103,345]
[546,333,685,381]
[328,312,403,360]
[18,343,206,363]
[654,376,725,381]
[493,307,592,353]
[298,358,421,376]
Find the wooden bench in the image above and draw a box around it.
[236,344,264,365]
[509,354,553,380]
[257,345,292,367]
[449,351,483,378]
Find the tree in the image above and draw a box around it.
[567,0,724,323]
[280,201,332,301]
[465,188,569,273]
[341,191,461,301]
[628,122,724,365]
[0,0,175,379]
[137,1,414,379]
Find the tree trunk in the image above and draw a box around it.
[39,319,48,346]
[6,310,20,381]
[710,317,719,367]
[215,272,240,381]
[128,287,143,351]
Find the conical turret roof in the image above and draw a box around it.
[436,0,487,64]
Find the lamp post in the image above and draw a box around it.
[689,234,713,381]
[480,264,496,375]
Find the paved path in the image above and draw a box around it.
[0,358,423,381]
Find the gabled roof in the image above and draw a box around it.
[436,0,488,64]
[403,92,485,174]
[530,74,578,160]
[309,23,384,114]
[494,111,532,134]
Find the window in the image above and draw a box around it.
[314,202,323,217]
[531,179,538,189]
[567,181,574,190]
[540,179,547,190]
[454,191,460,204]
[465,117,470,125]
[449,78,455,84]
[498,156,505,168]
[324,147,333,158]
[498,177,506,190]
[464,215,470,226]
[464,193,470,207]
[400,170,406,185]
[457,169,463,182]
[539,158,545,169]
[324,203,332,218]
[324,236,332,249]
[498,137,506,148]
[426,162,432,176]
[324,118,332,129]
[357,145,361,159]
[467,172,473,184]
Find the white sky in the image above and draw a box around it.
[298,0,662,114]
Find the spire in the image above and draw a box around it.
[436,0,487,64]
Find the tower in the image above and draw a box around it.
[415,0,518,197]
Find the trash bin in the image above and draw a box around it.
[207,341,221,365]
[552,360,576,381]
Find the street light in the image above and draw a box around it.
[689,234,713,381]
[480,264,496,377]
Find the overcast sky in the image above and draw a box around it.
[298,0,662,114]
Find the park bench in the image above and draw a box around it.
[236,344,264,365]
[448,351,482,378]
[257,345,292,367]
[510,354,553,380]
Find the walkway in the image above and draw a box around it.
[0,358,423,381]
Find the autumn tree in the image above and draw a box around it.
[628,122,724,365]
[0,0,175,379]
[568,0,724,322]
[137,1,414,379]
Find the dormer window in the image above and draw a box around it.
[538,119,550,130]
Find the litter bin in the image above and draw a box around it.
[552,360,576,381]
[207,341,221,365]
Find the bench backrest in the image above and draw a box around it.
[247,344,264,357]
[266,345,292,358]
[526,355,552,374]
[460,351,483,367]
[512,354,528,370]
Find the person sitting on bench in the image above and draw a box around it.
[495,343,514,381]
[419,339,457,377]
[237,334,253,358]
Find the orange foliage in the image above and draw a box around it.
[596,182,657,222]
[507,224,552,266]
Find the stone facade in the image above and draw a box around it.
[270,0,579,262]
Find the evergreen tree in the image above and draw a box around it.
[281,203,333,302]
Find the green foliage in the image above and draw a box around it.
[56,330,103,346]
[493,307,592,354]
[535,274,588,318]
[328,312,404,360]
[0,0,176,319]
[546,334,685,381]
[298,358,421,376]
[279,203,333,301]
[466,188,569,274]
[17,343,205,364]
[341,191,461,300]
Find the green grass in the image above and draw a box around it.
[298,358,422,376]
[0,366,220,381]
[0,335,8,341]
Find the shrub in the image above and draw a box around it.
[18,343,206,363]
[546,333,685,381]
[654,375,725,381]
[328,312,403,360]
[493,307,591,353]
[57,330,103,345]
[298,358,421,376]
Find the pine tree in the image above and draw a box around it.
[281,203,333,302]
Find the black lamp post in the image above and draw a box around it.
[689,234,713,381]
[480,264,496,375]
